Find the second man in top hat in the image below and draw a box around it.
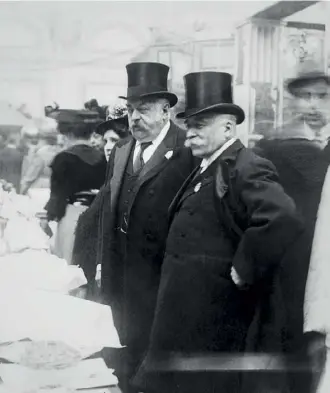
[96,62,198,393]
[134,71,303,393]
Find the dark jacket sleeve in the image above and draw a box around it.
[229,152,304,284]
[72,146,117,282]
[44,152,73,221]
[72,186,105,281]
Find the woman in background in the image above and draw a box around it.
[72,115,129,299]
[44,110,106,264]
[90,115,129,161]
[20,130,60,210]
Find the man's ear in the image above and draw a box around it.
[225,121,235,138]
[226,121,234,131]
[163,102,170,114]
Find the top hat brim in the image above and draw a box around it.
[176,103,245,125]
[287,73,330,95]
[119,91,178,108]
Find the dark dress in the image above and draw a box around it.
[45,144,106,263]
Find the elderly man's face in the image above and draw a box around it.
[185,113,235,158]
[293,80,330,129]
[127,97,169,142]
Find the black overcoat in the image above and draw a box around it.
[96,122,198,372]
[255,138,328,351]
[134,140,303,393]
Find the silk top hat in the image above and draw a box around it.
[286,60,330,95]
[176,72,245,124]
[119,62,178,107]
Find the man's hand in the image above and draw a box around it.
[231,267,247,289]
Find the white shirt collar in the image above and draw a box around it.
[200,138,237,173]
[134,121,171,164]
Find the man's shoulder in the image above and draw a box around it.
[235,145,277,178]
[116,136,132,148]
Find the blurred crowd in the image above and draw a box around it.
[0,98,129,207]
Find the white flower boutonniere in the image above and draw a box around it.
[165,150,174,160]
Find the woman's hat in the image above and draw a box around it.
[119,62,178,107]
[95,115,129,137]
[176,72,245,125]
[48,109,102,125]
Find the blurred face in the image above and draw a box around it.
[293,80,330,130]
[103,130,120,161]
[26,135,39,147]
[185,113,235,158]
[57,134,66,149]
[90,132,105,151]
[127,97,169,142]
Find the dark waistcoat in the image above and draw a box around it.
[116,148,139,235]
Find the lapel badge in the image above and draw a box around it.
[165,150,174,160]
[194,182,202,193]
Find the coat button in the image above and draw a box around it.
[180,233,186,238]
[149,189,155,196]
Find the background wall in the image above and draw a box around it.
[0,1,276,117]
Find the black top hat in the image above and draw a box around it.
[176,72,245,124]
[95,115,129,138]
[119,62,178,107]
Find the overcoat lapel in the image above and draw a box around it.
[168,165,200,222]
[135,122,178,187]
[168,139,245,222]
[219,138,245,163]
[126,122,182,220]
[109,139,134,211]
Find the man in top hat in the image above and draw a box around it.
[96,62,197,393]
[133,72,303,393]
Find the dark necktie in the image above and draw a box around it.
[133,142,152,173]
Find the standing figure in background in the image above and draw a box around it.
[90,115,129,159]
[0,129,24,191]
[44,110,106,264]
[134,72,302,393]
[19,126,40,190]
[254,68,330,393]
[95,115,129,161]
[97,62,197,393]
[20,130,60,210]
